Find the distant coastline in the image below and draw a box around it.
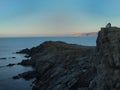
[71,32,98,36]
[0,32,98,38]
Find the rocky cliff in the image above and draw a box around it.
[18,41,96,90]
[16,26,120,90]
[90,27,120,90]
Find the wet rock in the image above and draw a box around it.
[7,63,16,67]
[11,57,16,59]
[0,57,16,60]
[17,59,32,66]
[13,71,36,80]
[8,57,16,59]
[0,57,7,60]
[16,48,30,54]
[24,55,30,58]
[19,71,36,80]
[12,76,19,79]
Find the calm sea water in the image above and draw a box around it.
[0,36,96,90]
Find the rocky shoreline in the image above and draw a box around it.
[16,41,96,90]
[14,26,120,90]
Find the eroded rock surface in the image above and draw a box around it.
[17,41,96,90]
[90,27,120,90]
[31,41,96,90]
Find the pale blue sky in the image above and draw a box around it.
[0,0,120,37]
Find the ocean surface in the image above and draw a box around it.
[0,36,97,90]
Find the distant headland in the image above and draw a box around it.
[71,32,98,36]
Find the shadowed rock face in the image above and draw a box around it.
[97,27,120,68]
[90,27,120,90]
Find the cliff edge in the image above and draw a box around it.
[90,27,120,90]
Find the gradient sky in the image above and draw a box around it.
[0,0,120,37]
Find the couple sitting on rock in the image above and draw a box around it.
[106,23,111,28]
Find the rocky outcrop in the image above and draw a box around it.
[16,26,120,90]
[17,59,33,66]
[17,41,96,90]
[13,71,36,80]
[89,27,120,90]
[7,63,16,67]
[31,41,96,90]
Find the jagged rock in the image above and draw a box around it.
[16,41,96,90]
[21,41,96,90]
[16,48,30,54]
[90,27,120,90]
[17,59,32,66]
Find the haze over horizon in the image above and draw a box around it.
[0,0,120,37]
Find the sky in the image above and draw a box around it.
[0,0,120,37]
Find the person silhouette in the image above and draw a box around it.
[106,23,111,28]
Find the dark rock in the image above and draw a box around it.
[17,59,32,66]
[13,71,36,80]
[16,40,96,90]
[8,57,16,59]
[0,57,7,60]
[89,27,120,90]
[16,48,30,54]
[7,63,15,67]
[19,71,36,80]
[0,57,16,60]
[11,57,16,59]
[24,55,30,58]
[77,87,89,90]
[12,76,19,79]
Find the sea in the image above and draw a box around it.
[0,36,97,90]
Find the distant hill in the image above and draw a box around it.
[71,32,98,36]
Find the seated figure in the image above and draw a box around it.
[106,23,111,28]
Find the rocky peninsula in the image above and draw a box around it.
[16,26,120,90]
